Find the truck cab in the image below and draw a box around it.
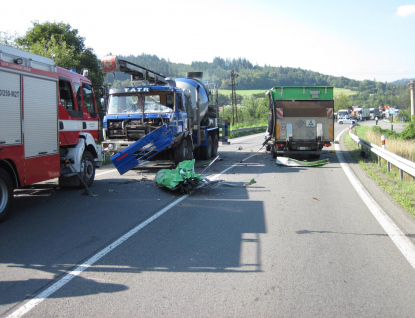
[102,85,190,157]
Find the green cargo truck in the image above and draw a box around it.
[265,86,334,159]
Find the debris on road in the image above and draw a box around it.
[155,160,204,193]
[243,179,257,187]
[276,157,330,167]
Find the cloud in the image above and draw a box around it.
[396,5,415,17]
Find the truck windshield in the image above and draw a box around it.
[108,94,173,114]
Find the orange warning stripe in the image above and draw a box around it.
[276,124,280,139]
[329,124,333,139]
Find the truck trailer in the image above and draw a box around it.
[266,86,334,159]
[356,107,370,121]
[0,44,103,221]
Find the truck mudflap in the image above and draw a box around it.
[110,124,174,175]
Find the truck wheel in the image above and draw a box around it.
[271,144,277,159]
[185,137,194,160]
[174,138,192,164]
[0,168,13,222]
[200,136,213,160]
[79,151,95,188]
[211,135,219,157]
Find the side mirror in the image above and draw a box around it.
[99,97,107,111]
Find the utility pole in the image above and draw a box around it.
[409,80,414,120]
[391,87,394,131]
[229,70,239,125]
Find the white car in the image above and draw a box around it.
[338,117,356,125]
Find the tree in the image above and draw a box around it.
[0,31,18,46]
[334,93,352,112]
[15,21,103,86]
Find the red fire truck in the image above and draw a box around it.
[0,44,103,221]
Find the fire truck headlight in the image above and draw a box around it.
[108,143,114,150]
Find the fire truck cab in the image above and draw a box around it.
[0,44,103,221]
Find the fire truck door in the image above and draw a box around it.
[0,71,22,145]
[23,76,58,158]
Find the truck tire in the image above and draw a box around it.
[211,134,219,157]
[0,168,13,222]
[79,151,95,188]
[200,136,213,160]
[271,144,277,159]
[174,138,193,164]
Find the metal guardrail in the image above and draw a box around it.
[230,126,267,134]
[349,130,415,179]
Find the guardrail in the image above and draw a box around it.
[230,126,267,134]
[349,130,415,180]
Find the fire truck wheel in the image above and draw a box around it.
[0,168,13,222]
[79,151,95,188]
[211,134,219,157]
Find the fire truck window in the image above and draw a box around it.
[82,83,96,117]
[59,80,74,110]
[74,82,82,110]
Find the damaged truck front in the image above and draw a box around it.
[101,56,219,173]
[266,86,334,159]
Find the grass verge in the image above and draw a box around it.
[344,127,415,216]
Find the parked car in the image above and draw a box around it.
[338,117,356,125]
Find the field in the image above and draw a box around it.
[333,87,358,98]
[219,88,357,98]
[218,89,267,96]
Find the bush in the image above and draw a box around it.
[400,121,415,140]
[371,126,400,139]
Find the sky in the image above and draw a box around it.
[1,0,414,83]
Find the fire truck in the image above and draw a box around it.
[0,44,103,221]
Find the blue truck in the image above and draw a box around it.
[101,56,219,174]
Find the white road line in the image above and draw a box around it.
[336,129,415,270]
[230,133,267,143]
[7,153,258,318]
[95,169,116,176]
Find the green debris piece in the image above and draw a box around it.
[244,178,256,186]
[276,157,329,167]
[155,160,202,192]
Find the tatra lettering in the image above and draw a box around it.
[124,87,150,93]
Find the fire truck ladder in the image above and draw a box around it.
[101,55,167,85]
[110,124,174,174]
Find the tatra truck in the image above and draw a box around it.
[100,55,219,174]
[266,86,334,159]
[0,44,103,221]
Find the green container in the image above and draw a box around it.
[270,86,333,100]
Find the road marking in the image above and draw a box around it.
[7,153,258,318]
[229,133,267,143]
[95,169,116,176]
[336,129,415,271]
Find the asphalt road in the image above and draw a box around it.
[1,123,415,317]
